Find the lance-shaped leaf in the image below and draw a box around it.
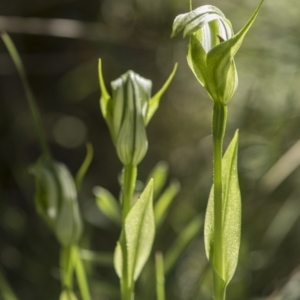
[146,161,169,199]
[113,180,155,282]
[154,180,180,228]
[204,131,240,284]
[94,186,121,225]
[126,179,155,281]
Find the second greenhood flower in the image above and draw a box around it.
[171,0,264,104]
[31,157,83,247]
[99,60,177,166]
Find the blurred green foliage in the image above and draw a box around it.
[1,0,300,299]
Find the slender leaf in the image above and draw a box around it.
[94,186,121,225]
[154,180,180,228]
[146,161,169,199]
[204,131,240,283]
[75,143,94,190]
[74,247,91,300]
[1,33,50,157]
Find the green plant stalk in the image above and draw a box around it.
[61,245,75,291]
[74,246,91,300]
[212,103,227,300]
[155,252,165,300]
[121,164,137,300]
[121,274,133,300]
[1,33,51,158]
[122,164,137,223]
[61,245,92,300]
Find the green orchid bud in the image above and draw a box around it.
[112,70,151,166]
[31,157,83,247]
[172,0,264,104]
[98,59,177,166]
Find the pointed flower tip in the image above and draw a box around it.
[148,178,154,187]
[173,62,178,73]
[98,58,104,71]
[234,129,239,139]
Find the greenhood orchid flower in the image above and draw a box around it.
[99,59,177,166]
[31,157,83,247]
[171,0,264,104]
[172,2,264,299]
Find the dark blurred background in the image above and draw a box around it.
[1,0,300,299]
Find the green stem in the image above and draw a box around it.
[1,33,51,158]
[122,164,137,222]
[73,246,91,300]
[121,278,134,300]
[120,164,137,300]
[60,245,75,291]
[155,252,165,300]
[212,103,227,298]
[213,272,226,300]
